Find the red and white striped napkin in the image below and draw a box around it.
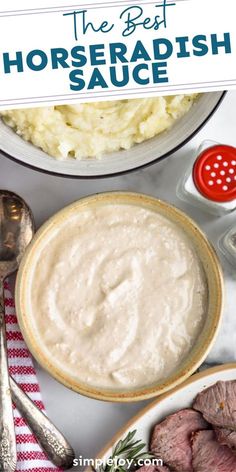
[4,281,63,472]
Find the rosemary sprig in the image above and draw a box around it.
[96,430,154,472]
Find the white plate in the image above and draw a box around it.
[97,364,236,463]
[0,92,225,178]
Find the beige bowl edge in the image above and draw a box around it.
[15,192,224,402]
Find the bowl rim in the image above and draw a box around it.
[0,92,226,179]
[94,362,236,467]
[15,191,224,402]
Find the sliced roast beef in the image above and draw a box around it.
[192,430,236,471]
[154,468,170,472]
[193,380,236,430]
[215,428,236,452]
[150,409,208,472]
[138,466,170,472]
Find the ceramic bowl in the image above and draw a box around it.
[95,363,236,465]
[15,192,224,401]
[0,92,225,178]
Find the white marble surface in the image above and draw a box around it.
[0,91,236,468]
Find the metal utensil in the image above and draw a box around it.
[0,190,75,470]
[0,190,34,471]
[10,379,75,469]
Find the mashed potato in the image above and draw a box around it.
[1,95,198,160]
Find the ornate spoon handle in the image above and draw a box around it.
[10,378,75,470]
[0,281,17,472]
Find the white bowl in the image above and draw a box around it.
[0,92,225,178]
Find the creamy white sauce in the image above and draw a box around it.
[29,204,207,390]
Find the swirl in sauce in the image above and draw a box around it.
[29,204,207,390]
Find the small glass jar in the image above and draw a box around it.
[218,224,236,266]
[177,140,236,215]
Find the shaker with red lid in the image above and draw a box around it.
[177,140,236,215]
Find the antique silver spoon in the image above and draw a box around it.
[0,190,75,470]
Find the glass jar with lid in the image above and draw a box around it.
[219,224,236,266]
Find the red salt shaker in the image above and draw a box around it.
[177,140,236,215]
